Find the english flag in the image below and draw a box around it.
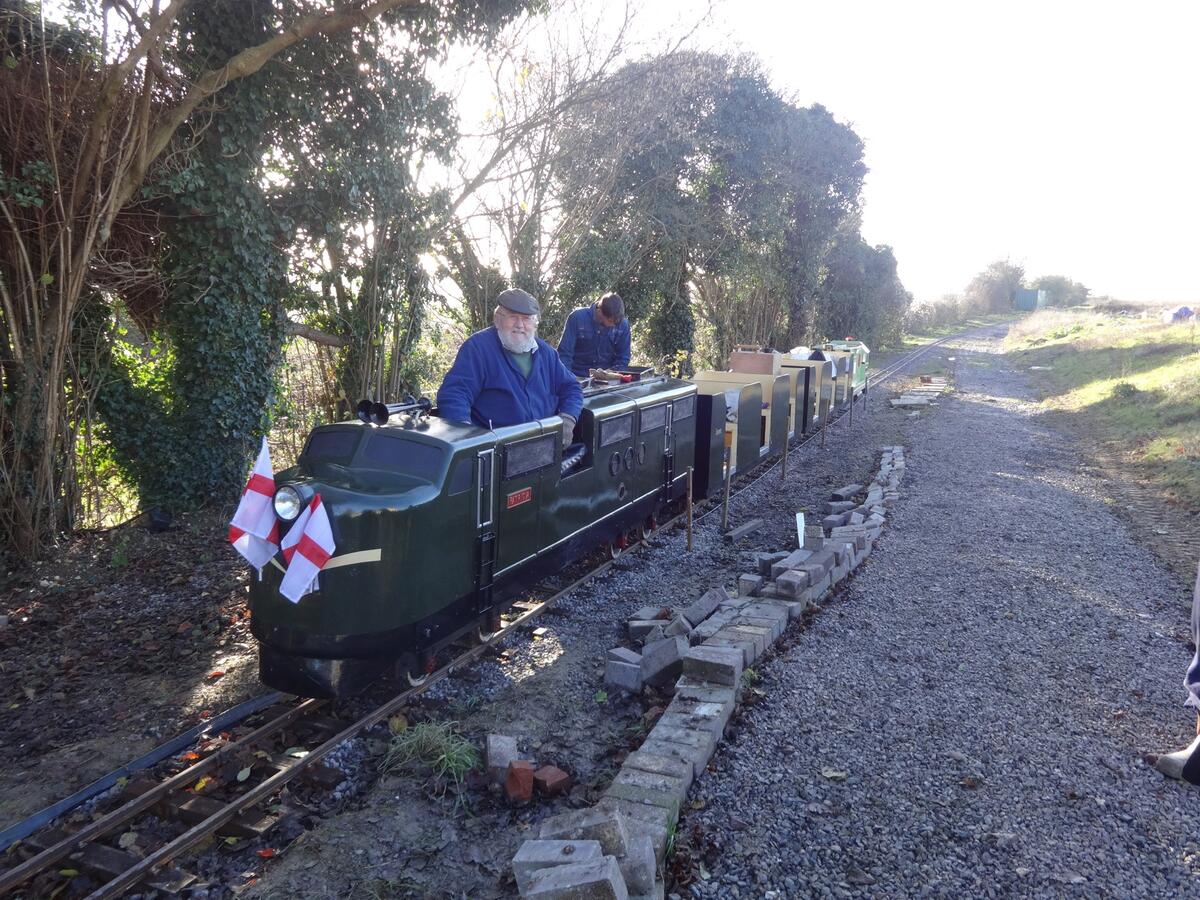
[278,494,336,604]
[228,437,280,574]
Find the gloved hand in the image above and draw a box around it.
[560,413,577,445]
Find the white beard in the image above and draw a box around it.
[497,328,537,354]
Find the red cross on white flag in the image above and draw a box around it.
[228,437,280,574]
[278,494,336,604]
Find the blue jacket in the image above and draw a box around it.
[437,327,583,429]
[557,306,632,377]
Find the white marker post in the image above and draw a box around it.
[795,512,805,547]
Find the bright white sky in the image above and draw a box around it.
[660,0,1200,304]
[73,1,1198,306]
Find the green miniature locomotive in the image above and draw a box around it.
[250,373,708,698]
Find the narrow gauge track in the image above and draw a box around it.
[0,329,964,899]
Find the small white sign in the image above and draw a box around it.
[795,512,805,546]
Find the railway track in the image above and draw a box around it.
[0,327,969,899]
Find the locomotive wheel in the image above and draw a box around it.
[473,613,503,645]
[608,534,629,559]
[638,517,657,542]
[405,651,436,687]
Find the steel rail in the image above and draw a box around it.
[0,691,285,856]
[80,548,636,899]
[0,698,323,895]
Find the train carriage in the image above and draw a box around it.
[825,340,870,401]
[784,351,837,429]
[779,356,817,434]
[690,375,763,476]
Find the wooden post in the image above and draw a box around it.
[685,467,694,552]
[720,448,732,533]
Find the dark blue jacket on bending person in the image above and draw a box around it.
[437,327,583,429]
[557,306,632,377]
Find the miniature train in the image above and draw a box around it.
[249,342,869,698]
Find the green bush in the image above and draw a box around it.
[1111,381,1139,402]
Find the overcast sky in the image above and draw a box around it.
[673,0,1200,304]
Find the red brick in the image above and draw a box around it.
[505,760,536,803]
[534,765,572,797]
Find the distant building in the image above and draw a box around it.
[1014,289,1048,311]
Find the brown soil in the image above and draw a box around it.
[0,510,260,825]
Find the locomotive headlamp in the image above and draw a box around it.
[273,485,303,521]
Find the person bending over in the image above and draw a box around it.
[437,288,583,444]
[557,292,631,378]
[1155,563,1200,783]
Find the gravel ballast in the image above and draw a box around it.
[682,329,1200,898]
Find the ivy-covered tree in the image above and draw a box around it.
[0,0,525,556]
[94,4,291,510]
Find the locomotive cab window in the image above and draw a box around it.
[639,404,667,433]
[673,395,695,421]
[447,456,474,495]
[359,434,445,482]
[504,434,556,479]
[302,429,360,464]
[600,413,633,447]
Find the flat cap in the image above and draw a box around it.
[496,288,540,316]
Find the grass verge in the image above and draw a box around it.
[1004,308,1200,509]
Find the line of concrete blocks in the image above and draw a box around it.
[872,445,904,504]
[510,448,911,897]
[513,600,795,898]
[819,448,905,530]
[739,446,909,609]
[605,587,734,694]
[741,533,871,608]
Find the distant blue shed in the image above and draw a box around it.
[1014,289,1048,311]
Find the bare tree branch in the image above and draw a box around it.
[287,322,350,347]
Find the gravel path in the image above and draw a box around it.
[681,327,1200,899]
